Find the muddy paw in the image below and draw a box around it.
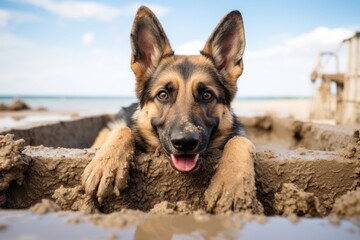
[82,127,134,203]
[204,136,263,214]
[205,174,258,213]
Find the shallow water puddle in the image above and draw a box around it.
[0,211,359,240]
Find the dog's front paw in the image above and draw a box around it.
[82,127,134,203]
[204,171,257,213]
[204,136,262,213]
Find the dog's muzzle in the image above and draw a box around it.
[168,130,201,172]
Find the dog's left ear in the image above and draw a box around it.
[130,6,173,84]
[202,11,245,95]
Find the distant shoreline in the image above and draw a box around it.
[0,95,310,101]
[0,97,311,129]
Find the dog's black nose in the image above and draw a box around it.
[171,131,200,152]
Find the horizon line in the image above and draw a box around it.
[0,94,310,100]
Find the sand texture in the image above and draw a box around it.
[5,146,95,209]
[54,148,262,214]
[0,134,30,205]
[331,188,360,218]
[274,183,325,217]
[0,115,359,220]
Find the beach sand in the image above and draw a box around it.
[233,98,311,121]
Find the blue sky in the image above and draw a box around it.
[0,0,359,97]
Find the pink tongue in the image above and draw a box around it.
[170,154,199,172]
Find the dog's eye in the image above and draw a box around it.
[157,90,169,101]
[202,91,213,101]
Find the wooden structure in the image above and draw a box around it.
[310,32,360,124]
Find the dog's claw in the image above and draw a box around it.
[97,174,115,200]
[82,168,102,197]
[204,183,222,211]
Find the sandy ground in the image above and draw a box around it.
[0,110,80,130]
[233,99,311,120]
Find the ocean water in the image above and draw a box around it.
[0,96,137,114]
[0,95,308,129]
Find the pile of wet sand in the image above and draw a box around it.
[0,116,360,226]
[0,134,30,205]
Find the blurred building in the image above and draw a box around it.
[310,32,360,124]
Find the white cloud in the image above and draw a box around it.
[175,40,205,55]
[0,32,134,96]
[0,10,12,28]
[22,0,120,21]
[20,0,170,21]
[81,32,95,46]
[247,27,354,59]
[0,31,35,48]
[0,9,38,28]
[238,27,355,97]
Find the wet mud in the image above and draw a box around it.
[0,135,30,206]
[0,115,360,238]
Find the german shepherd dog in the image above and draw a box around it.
[82,6,258,213]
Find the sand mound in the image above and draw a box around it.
[30,199,61,215]
[52,185,98,213]
[274,183,326,217]
[5,146,95,209]
[331,188,360,218]
[0,134,30,206]
[338,130,360,159]
[149,201,193,215]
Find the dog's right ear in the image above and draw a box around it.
[130,6,173,84]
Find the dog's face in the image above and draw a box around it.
[130,6,245,173]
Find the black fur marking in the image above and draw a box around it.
[114,103,138,129]
[139,77,153,107]
[164,82,174,93]
[175,59,196,81]
[231,112,245,137]
[135,131,150,153]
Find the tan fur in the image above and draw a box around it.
[91,128,110,149]
[133,103,161,149]
[208,107,234,150]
